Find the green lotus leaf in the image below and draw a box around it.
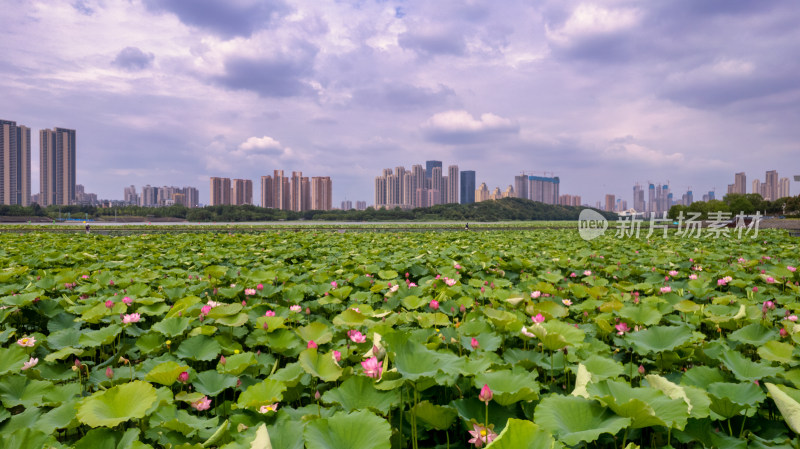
[46,327,81,349]
[581,355,625,380]
[299,348,343,382]
[729,323,779,347]
[625,325,692,355]
[217,351,257,375]
[79,324,122,347]
[0,375,53,408]
[0,345,29,375]
[175,391,206,404]
[758,340,797,365]
[535,395,630,446]
[681,366,727,388]
[645,374,710,419]
[401,295,427,310]
[151,316,192,337]
[618,305,663,326]
[332,309,367,327]
[485,418,560,449]
[528,301,568,320]
[237,379,286,410]
[321,375,400,415]
[33,398,79,434]
[296,322,333,344]
[673,300,702,314]
[529,320,585,351]
[483,307,519,330]
[76,380,158,427]
[707,382,766,419]
[216,312,249,327]
[451,397,522,434]
[378,270,398,280]
[255,316,287,333]
[145,361,190,386]
[717,349,782,381]
[207,303,242,319]
[411,400,458,430]
[387,334,465,381]
[765,382,800,434]
[4,428,59,449]
[176,335,222,361]
[473,366,540,406]
[193,370,238,396]
[461,332,503,352]
[74,428,152,449]
[588,380,689,430]
[303,410,391,449]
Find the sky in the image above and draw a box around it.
[2,0,799,207]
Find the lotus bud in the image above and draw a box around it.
[479,384,493,403]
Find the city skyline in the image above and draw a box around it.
[2,2,799,206]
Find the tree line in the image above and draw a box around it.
[668,193,800,220]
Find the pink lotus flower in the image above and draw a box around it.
[660,286,672,294]
[638,365,645,375]
[788,315,798,322]
[471,337,479,350]
[105,300,114,309]
[454,263,462,269]
[570,272,577,278]
[531,313,545,324]
[265,310,275,317]
[81,274,90,279]
[738,258,747,263]
[409,282,417,287]
[21,357,38,371]
[256,283,264,290]
[244,288,256,296]
[361,357,381,378]
[332,350,341,363]
[290,305,301,312]
[468,423,497,448]
[122,313,141,323]
[17,336,36,347]
[307,340,318,349]
[179,371,189,383]
[200,305,212,316]
[669,270,679,276]
[753,287,759,292]
[781,328,789,338]
[429,299,439,310]
[219,355,227,365]
[122,296,132,305]
[531,291,541,299]
[348,330,367,343]
[789,266,797,273]
[191,396,211,411]
[689,274,698,280]
[259,403,279,413]
[445,278,457,287]
[584,270,592,276]
[520,327,535,338]
[767,277,776,284]
[331,281,338,288]
[562,299,572,306]
[479,384,493,403]
[105,366,114,379]
[615,322,630,335]
[763,300,775,311]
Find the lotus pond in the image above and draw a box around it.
[1,229,800,449]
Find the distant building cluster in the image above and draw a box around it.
[512,174,561,205]
[374,161,469,209]
[209,172,334,211]
[737,170,791,201]
[341,200,367,211]
[1,119,77,206]
[124,185,199,208]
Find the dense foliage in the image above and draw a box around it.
[1,198,617,222]
[1,229,800,448]
[668,194,800,220]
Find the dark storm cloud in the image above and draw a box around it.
[143,0,290,39]
[352,83,456,111]
[398,29,466,56]
[112,47,155,71]
[213,45,317,98]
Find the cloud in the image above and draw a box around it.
[352,83,456,110]
[112,47,155,71]
[212,44,318,98]
[143,0,290,39]
[398,27,467,56]
[238,136,283,153]
[422,110,519,144]
[545,4,642,62]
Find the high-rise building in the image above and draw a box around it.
[514,175,529,200]
[425,160,442,180]
[182,187,199,208]
[374,175,387,208]
[528,175,559,205]
[752,180,761,197]
[734,172,747,194]
[475,183,490,202]
[633,183,645,212]
[0,120,31,206]
[341,200,353,210]
[260,175,273,208]
[140,185,156,207]
[605,194,616,212]
[232,179,253,205]
[311,176,332,210]
[123,185,138,205]
[447,165,459,204]
[460,170,475,204]
[430,166,443,205]
[356,201,367,210]
[779,177,790,199]
[648,184,656,213]
[764,170,779,201]
[272,170,290,210]
[209,177,231,206]
[411,165,425,206]
[39,127,76,206]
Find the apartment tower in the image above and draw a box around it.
[0,120,31,206]
[40,127,76,206]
